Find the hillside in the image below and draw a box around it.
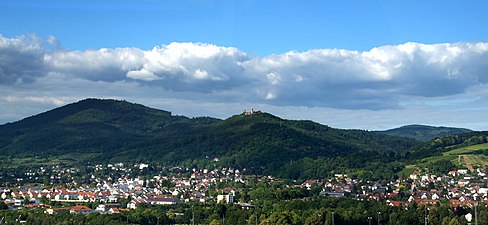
[406,131,488,159]
[0,99,420,178]
[379,124,472,142]
[397,131,488,176]
[0,99,218,164]
[437,143,488,172]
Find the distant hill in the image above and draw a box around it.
[0,99,420,178]
[379,124,472,142]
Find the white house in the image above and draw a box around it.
[217,194,234,204]
[479,188,488,194]
[431,193,440,200]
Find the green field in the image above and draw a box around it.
[443,144,486,170]
[456,154,488,171]
[443,143,488,155]
[403,143,488,174]
[397,165,418,177]
[0,152,102,169]
[441,143,488,171]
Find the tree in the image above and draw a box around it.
[389,212,399,222]
[0,201,8,210]
[479,211,488,225]
[324,212,333,225]
[43,176,50,186]
[448,218,460,225]
[304,210,325,225]
[40,196,49,204]
[210,219,220,225]
[247,214,259,225]
[441,217,451,225]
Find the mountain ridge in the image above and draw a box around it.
[0,98,424,178]
[378,124,472,142]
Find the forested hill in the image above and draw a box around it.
[406,131,488,159]
[0,98,420,177]
[0,98,220,158]
[379,124,472,142]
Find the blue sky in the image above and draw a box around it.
[2,0,487,54]
[1,0,488,130]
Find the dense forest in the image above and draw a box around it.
[0,98,421,179]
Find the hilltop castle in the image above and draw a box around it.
[243,108,260,116]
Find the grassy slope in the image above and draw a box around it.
[403,143,488,174]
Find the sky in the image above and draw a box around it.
[1,0,488,130]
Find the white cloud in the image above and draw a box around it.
[5,95,66,106]
[0,34,48,85]
[127,69,159,81]
[265,92,276,100]
[128,42,250,91]
[2,34,488,129]
[243,42,488,109]
[193,69,209,80]
[44,47,145,81]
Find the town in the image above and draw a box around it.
[1,161,487,223]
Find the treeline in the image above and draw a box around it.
[3,197,488,225]
[275,157,405,180]
[406,132,488,159]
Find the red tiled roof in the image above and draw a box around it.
[72,205,92,211]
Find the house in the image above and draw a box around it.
[108,208,121,214]
[25,203,50,209]
[386,200,408,208]
[319,191,345,198]
[408,174,418,180]
[14,199,23,206]
[95,203,121,213]
[45,207,71,215]
[418,199,439,205]
[373,187,387,194]
[237,202,254,209]
[431,193,440,200]
[127,199,144,209]
[420,193,429,200]
[408,196,418,202]
[217,194,234,203]
[147,197,181,205]
[448,171,458,177]
[479,188,488,194]
[70,205,94,215]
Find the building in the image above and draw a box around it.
[217,194,234,203]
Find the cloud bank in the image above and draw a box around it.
[2,34,488,129]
